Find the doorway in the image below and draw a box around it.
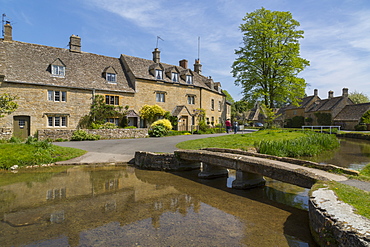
[13,116,30,139]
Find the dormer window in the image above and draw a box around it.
[103,66,118,83]
[52,65,65,77]
[106,73,116,82]
[186,75,193,84]
[156,69,163,80]
[172,72,179,82]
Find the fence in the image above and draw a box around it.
[301,126,341,134]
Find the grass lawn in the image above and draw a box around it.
[0,142,86,169]
[176,129,306,150]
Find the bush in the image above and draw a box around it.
[355,124,367,131]
[91,122,117,129]
[149,125,167,137]
[151,119,172,131]
[71,130,100,141]
[124,126,137,129]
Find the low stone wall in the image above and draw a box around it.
[309,187,370,246]
[337,132,370,141]
[0,127,12,140]
[38,128,148,141]
[134,151,200,171]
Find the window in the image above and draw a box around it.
[211,99,214,111]
[218,101,222,111]
[106,73,117,83]
[52,65,65,77]
[186,75,193,84]
[48,90,67,102]
[48,116,67,127]
[172,72,179,82]
[106,118,120,126]
[105,95,119,105]
[188,95,195,105]
[155,70,163,80]
[156,92,165,102]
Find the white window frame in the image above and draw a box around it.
[52,65,65,77]
[48,90,67,102]
[106,73,117,83]
[48,116,67,127]
[186,75,193,84]
[155,70,163,80]
[172,72,179,82]
[211,99,215,111]
[106,118,120,126]
[156,92,165,102]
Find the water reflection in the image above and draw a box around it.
[302,137,370,170]
[0,165,317,247]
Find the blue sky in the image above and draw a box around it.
[2,0,370,102]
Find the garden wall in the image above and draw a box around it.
[0,127,12,140]
[38,128,148,141]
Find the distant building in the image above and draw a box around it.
[0,23,230,138]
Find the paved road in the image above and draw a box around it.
[54,131,254,164]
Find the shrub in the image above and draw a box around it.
[151,119,172,131]
[149,124,167,137]
[91,122,117,129]
[355,124,367,131]
[9,136,22,143]
[124,126,137,129]
[71,130,100,141]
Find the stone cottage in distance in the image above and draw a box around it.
[0,23,230,139]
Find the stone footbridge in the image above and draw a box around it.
[135,148,354,189]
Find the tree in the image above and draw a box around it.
[349,90,370,104]
[231,8,309,108]
[222,90,234,104]
[139,104,166,127]
[78,95,128,128]
[0,93,18,118]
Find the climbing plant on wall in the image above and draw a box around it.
[314,112,332,125]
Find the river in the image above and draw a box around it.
[2,137,370,246]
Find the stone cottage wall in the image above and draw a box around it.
[0,127,12,140]
[38,128,148,141]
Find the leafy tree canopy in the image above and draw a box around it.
[349,90,370,104]
[232,8,309,108]
[222,90,235,104]
[0,93,18,118]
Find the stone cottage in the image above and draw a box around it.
[0,23,230,138]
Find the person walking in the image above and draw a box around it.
[225,119,231,133]
[233,121,238,134]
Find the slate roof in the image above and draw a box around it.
[306,96,350,112]
[2,41,134,93]
[121,54,222,93]
[334,103,370,121]
[285,95,320,110]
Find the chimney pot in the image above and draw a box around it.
[328,90,334,99]
[152,48,160,63]
[342,88,349,97]
[314,89,318,96]
[3,23,12,41]
[179,59,188,69]
[69,35,81,53]
[194,59,202,74]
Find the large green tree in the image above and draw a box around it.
[349,90,369,104]
[231,8,309,108]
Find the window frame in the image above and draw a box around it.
[51,65,65,77]
[106,73,117,83]
[211,99,215,111]
[172,72,179,82]
[156,92,165,102]
[48,116,67,127]
[105,95,119,105]
[155,69,163,80]
[48,90,67,102]
[186,75,193,84]
[187,95,195,105]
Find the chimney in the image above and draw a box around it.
[342,88,348,97]
[3,22,12,41]
[69,35,81,53]
[194,59,202,74]
[328,90,334,99]
[314,89,318,96]
[179,59,188,69]
[152,48,160,63]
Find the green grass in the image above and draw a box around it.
[0,142,86,169]
[176,129,306,150]
[313,181,370,219]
